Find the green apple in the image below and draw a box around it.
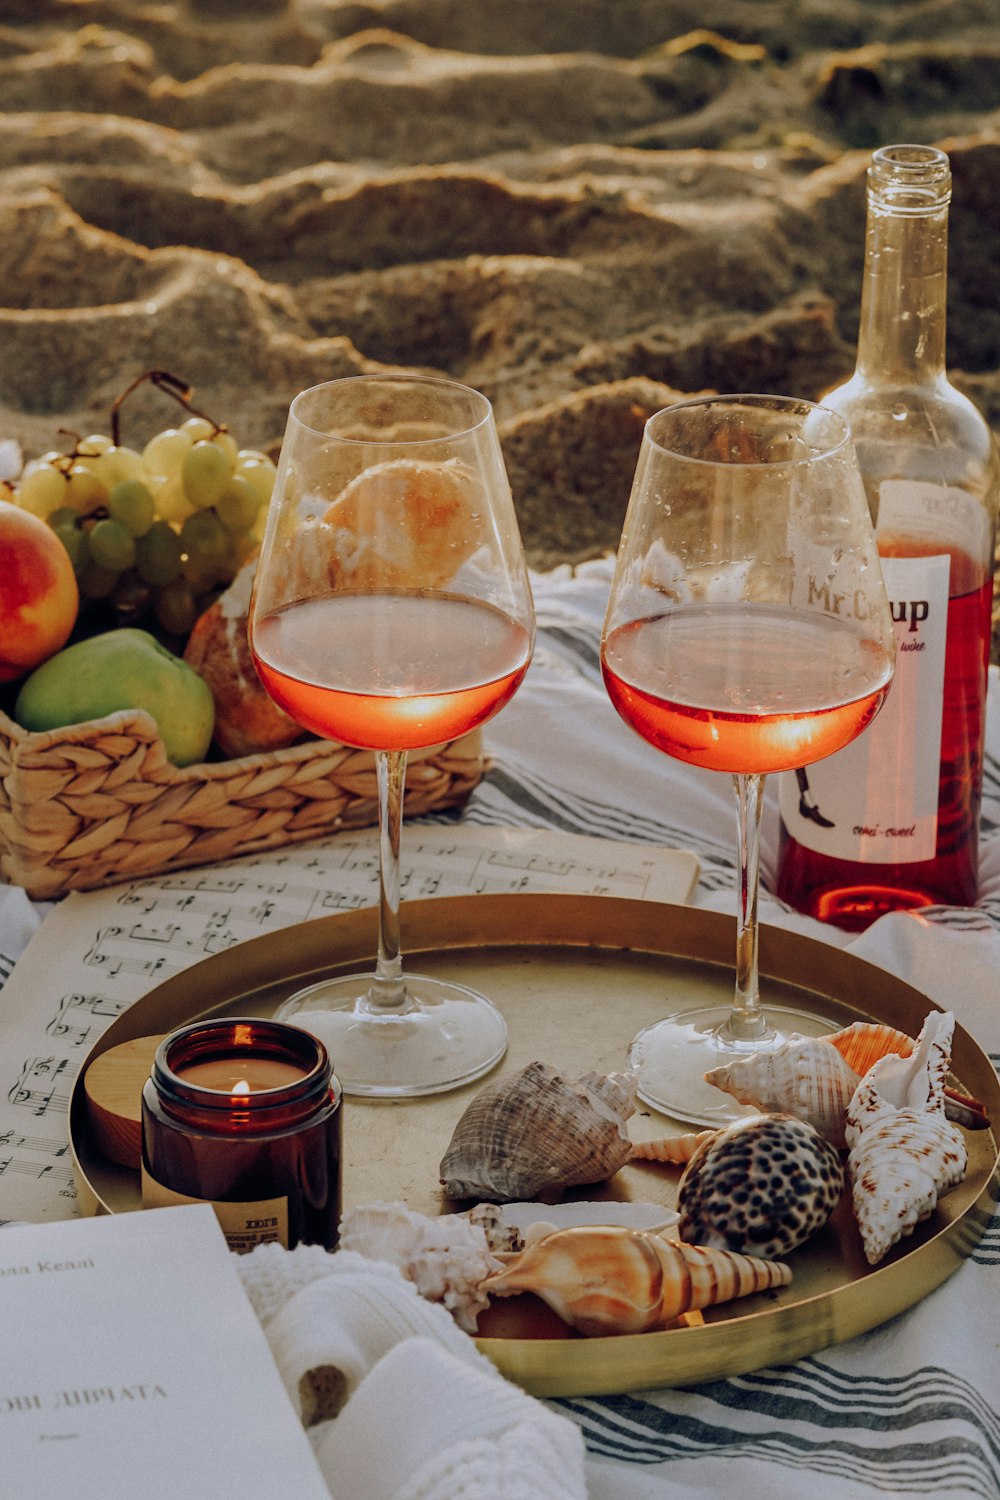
[15,627,215,767]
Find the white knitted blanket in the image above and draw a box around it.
[236,1242,587,1500]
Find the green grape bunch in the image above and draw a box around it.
[6,373,276,642]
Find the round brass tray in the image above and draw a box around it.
[69,893,999,1398]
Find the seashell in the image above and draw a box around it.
[480,1223,791,1336]
[704,1021,988,1146]
[828,1020,988,1130]
[495,1200,679,1243]
[677,1112,844,1259]
[439,1060,636,1202]
[338,1200,503,1332]
[704,1037,860,1148]
[465,1202,524,1254]
[630,1130,718,1164]
[826,1020,915,1077]
[844,1011,968,1265]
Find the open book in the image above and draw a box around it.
[1,1204,329,1496]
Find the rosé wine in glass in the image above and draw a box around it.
[601,395,896,1125]
[247,375,535,1099]
[602,604,891,776]
[252,592,531,752]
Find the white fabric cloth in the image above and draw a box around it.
[1,559,998,1498]
[316,1338,585,1500]
[236,1242,588,1500]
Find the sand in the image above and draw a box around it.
[1,0,998,595]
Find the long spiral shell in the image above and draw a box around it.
[630,1130,717,1165]
[480,1223,791,1336]
[845,1011,968,1265]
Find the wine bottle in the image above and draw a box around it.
[776,144,998,931]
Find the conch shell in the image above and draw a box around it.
[704,1037,859,1147]
[480,1223,791,1336]
[439,1060,635,1202]
[677,1112,844,1259]
[844,1011,968,1265]
[704,1020,987,1147]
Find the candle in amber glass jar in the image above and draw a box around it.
[178,1057,308,1093]
[141,1018,342,1253]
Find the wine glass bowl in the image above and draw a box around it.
[601,394,896,1124]
[248,375,535,1097]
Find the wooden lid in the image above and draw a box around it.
[83,1034,165,1171]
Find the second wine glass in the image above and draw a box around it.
[601,394,896,1124]
[248,375,535,1098]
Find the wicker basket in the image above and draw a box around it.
[0,706,484,901]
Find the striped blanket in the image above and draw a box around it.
[1,559,997,1498]
[472,561,1000,1500]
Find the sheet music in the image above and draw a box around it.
[0,826,699,1225]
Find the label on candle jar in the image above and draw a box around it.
[141,1167,289,1253]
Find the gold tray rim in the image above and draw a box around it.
[68,892,1000,1399]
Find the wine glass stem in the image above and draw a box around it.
[369,747,410,1012]
[728,771,768,1042]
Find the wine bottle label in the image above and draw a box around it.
[877,478,993,562]
[141,1167,289,1253]
[778,551,949,863]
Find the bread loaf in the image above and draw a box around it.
[184,559,304,758]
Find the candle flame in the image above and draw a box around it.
[232,1079,251,1096]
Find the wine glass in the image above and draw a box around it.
[601,394,896,1124]
[247,375,535,1098]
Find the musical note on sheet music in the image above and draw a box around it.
[0,826,698,1224]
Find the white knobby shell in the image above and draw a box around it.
[845,1011,968,1265]
[338,1200,503,1331]
[438,1060,636,1202]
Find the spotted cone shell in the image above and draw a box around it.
[677,1112,844,1259]
[480,1223,791,1336]
[845,1011,968,1265]
[438,1060,635,1202]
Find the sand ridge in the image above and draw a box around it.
[0,1,998,581]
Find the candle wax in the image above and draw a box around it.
[178,1057,307,1094]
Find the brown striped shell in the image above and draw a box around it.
[480,1223,791,1336]
[438,1060,635,1202]
[826,1020,915,1076]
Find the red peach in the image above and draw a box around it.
[0,499,80,683]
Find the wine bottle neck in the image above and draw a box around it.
[855,146,951,386]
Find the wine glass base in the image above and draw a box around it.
[274,971,508,1098]
[628,1003,838,1127]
